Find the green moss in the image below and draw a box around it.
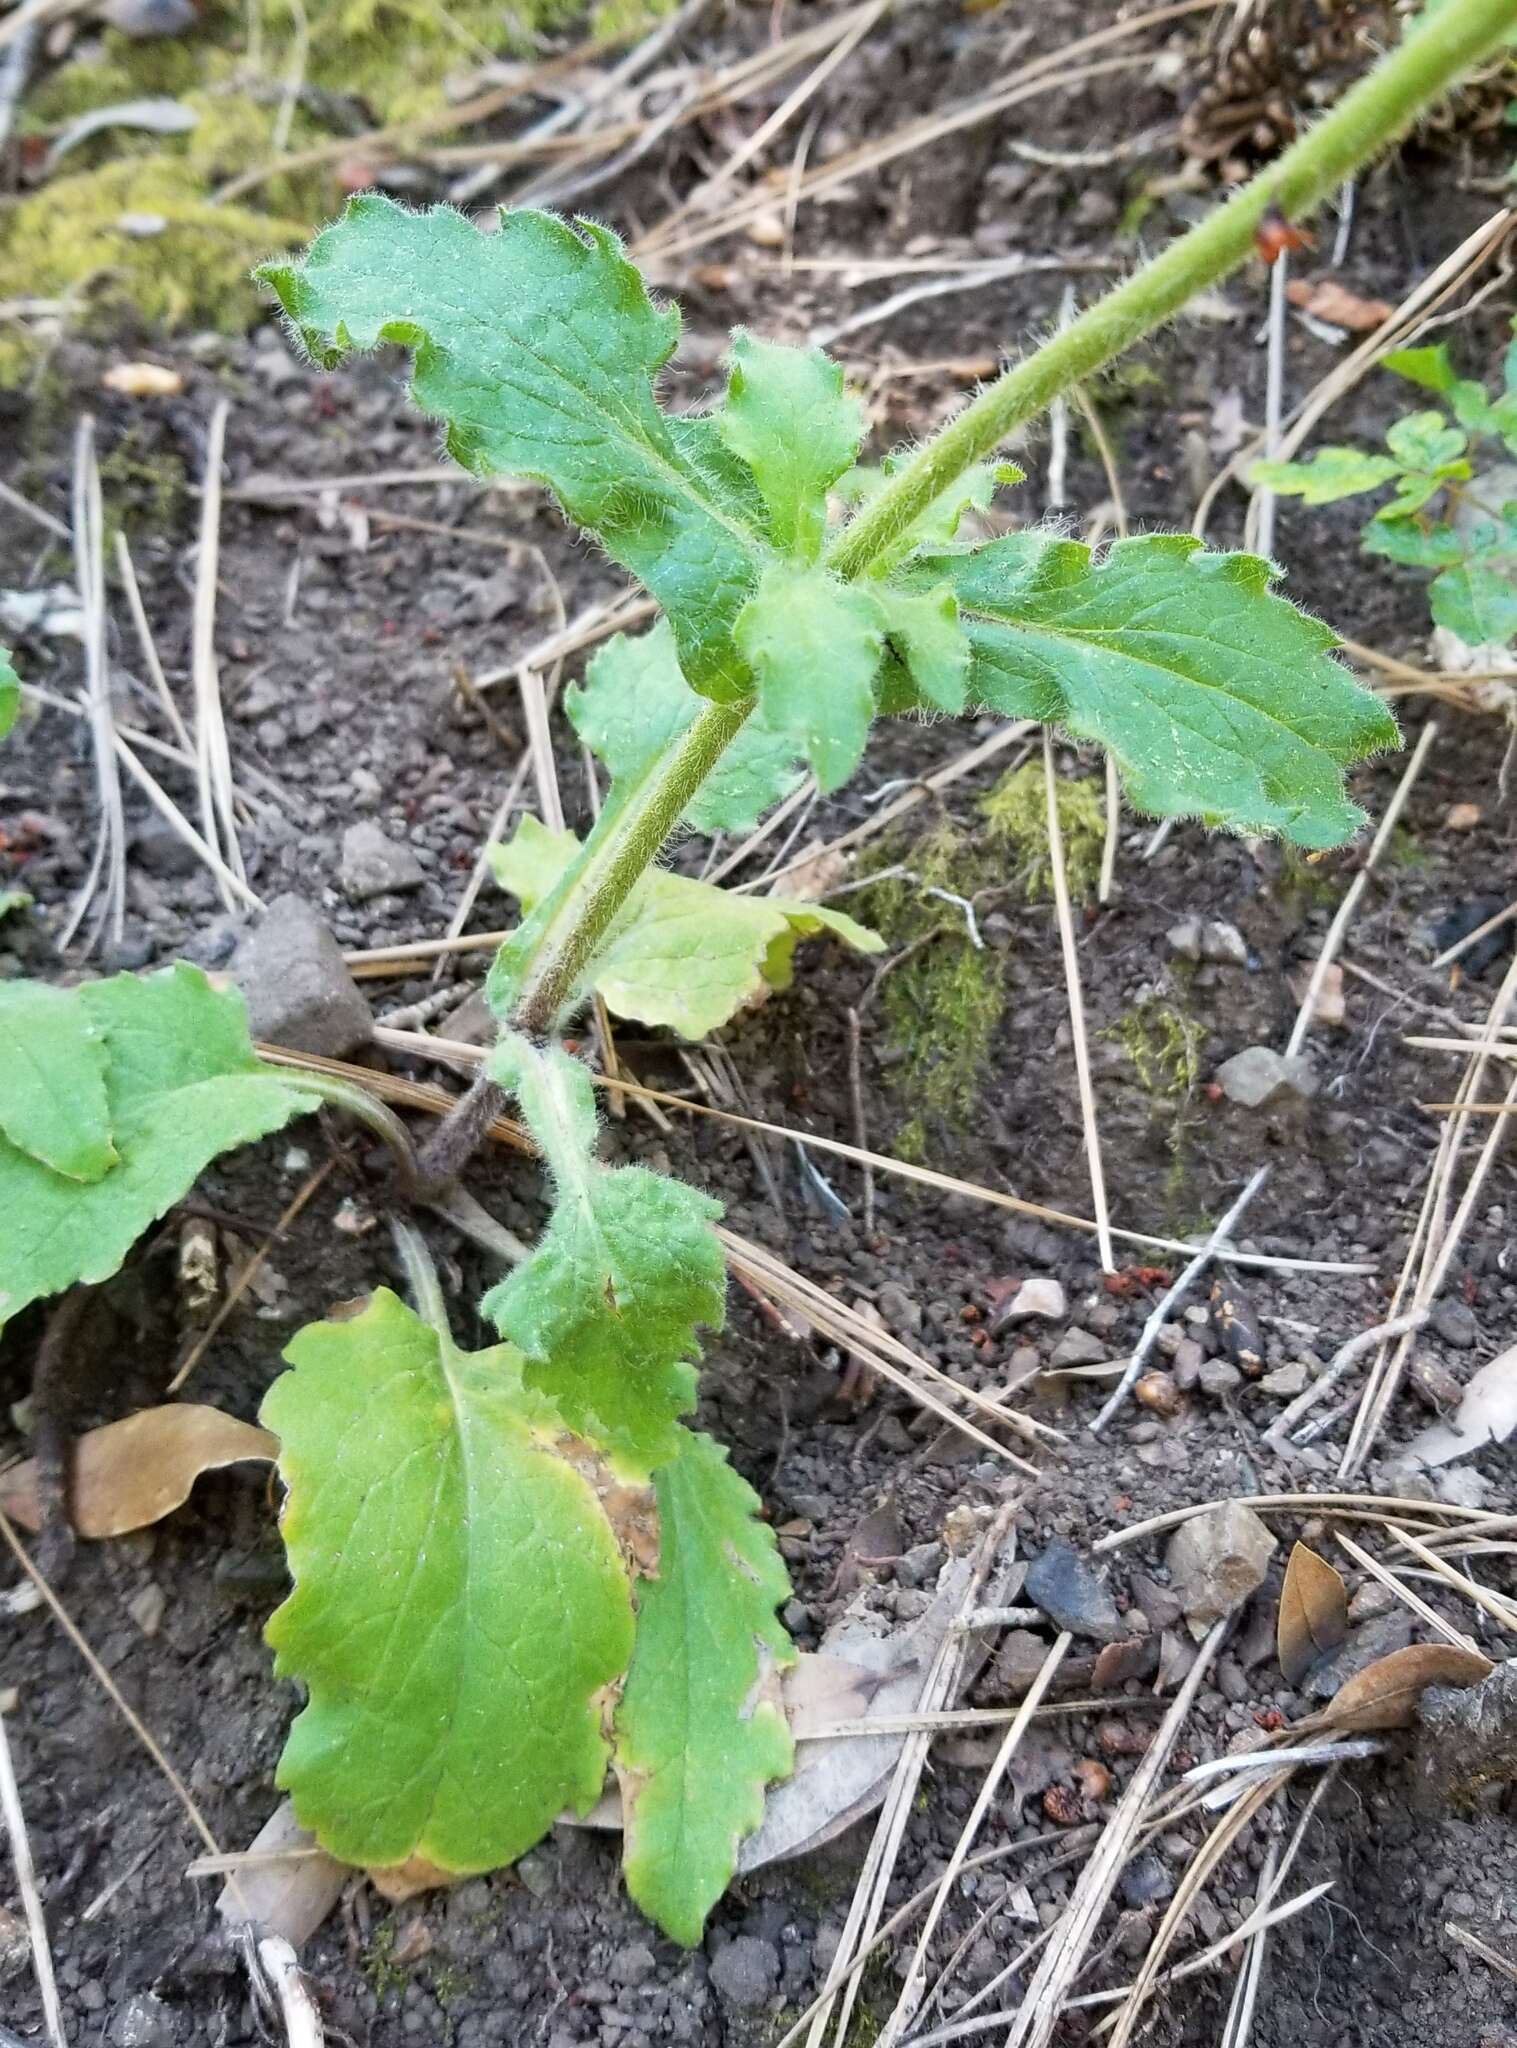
[979,761,1105,903]
[0,158,308,355]
[98,427,189,541]
[363,1918,407,1999]
[1109,997,1201,1101]
[2,0,668,366]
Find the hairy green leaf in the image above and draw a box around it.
[735,565,884,790]
[716,331,865,562]
[258,198,768,698]
[0,648,16,740]
[488,818,882,1037]
[566,620,803,833]
[0,967,318,1325]
[874,583,971,714]
[616,1428,795,1946]
[1249,449,1401,503]
[0,983,116,1182]
[919,532,1399,847]
[481,1038,725,1473]
[1431,557,1517,645]
[263,1288,637,1871]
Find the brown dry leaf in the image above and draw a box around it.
[1285,278,1396,331]
[1396,1343,1517,1471]
[0,1404,276,1538]
[1316,1643,1493,1732]
[101,360,184,397]
[1278,1541,1348,1685]
[368,1856,459,1903]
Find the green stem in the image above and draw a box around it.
[504,695,750,1038]
[826,0,1517,581]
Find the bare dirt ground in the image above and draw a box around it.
[2,4,1517,2045]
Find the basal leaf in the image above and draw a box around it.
[480,1039,726,1473]
[263,1289,638,1871]
[258,199,768,698]
[0,647,16,739]
[1361,518,1465,568]
[716,331,865,563]
[566,619,803,833]
[1385,409,1466,472]
[488,818,883,1038]
[0,966,319,1325]
[1430,557,1517,645]
[0,982,116,1182]
[874,583,970,714]
[1248,449,1401,503]
[918,532,1399,847]
[616,1428,795,1945]
[735,565,884,790]
[1381,344,1457,395]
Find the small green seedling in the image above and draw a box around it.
[1252,326,1517,647]
[5,0,1515,1947]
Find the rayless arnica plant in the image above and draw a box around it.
[2,0,1514,1947]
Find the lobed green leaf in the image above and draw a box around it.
[0,966,319,1325]
[914,532,1399,848]
[615,1428,795,1946]
[480,1038,726,1474]
[1385,410,1466,473]
[1249,448,1401,503]
[717,331,865,563]
[566,619,803,833]
[263,1289,637,1871]
[258,198,768,699]
[488,817,883,1038]
[1430,557,1517,646]
[735,564,884,790]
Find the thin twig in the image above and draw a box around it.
[1091,1167,1268,1432]
[1043,727,1113,1271]
[192,399,246,909]
[0,1709,66,2048]
[60,418,126,955]
[1284,720,1439,1058]
[1261,1308,1429,1451]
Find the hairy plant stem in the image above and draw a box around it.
[423,0,1517,1193]
[825,0,1517,580]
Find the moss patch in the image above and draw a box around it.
[1,0,668,372]
[978,760,1105,903]
[858,821,1006,1152]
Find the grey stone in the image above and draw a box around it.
[340,820,426,900]
[1049,1327,1109,1368]
[109,1995,178,2048]
[1002,1276,1066,1323]
[709,1937,779,2010]
[1025,1540,1125,1642]
[1430,1298,1479,1349]
[1167,916,1248,965]
[1165,1503,1277,1631]
[231,894,372,1058]
[1119,1853,1173,1910]
[1198,1358,1243,1398]
[1213,1046,1318,1108]
[1260,1362,1308,1399]
[1171,1338,1205,1392]
[130,818,201,877]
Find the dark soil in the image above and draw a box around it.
[2,5,1517,2046]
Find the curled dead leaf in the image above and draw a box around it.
[1285,278,1396,331]
[368,1855,459,1903]
[1315,1643,1493,1733]
[1277,1541,1347,1686]
[0,1404,276,1539]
